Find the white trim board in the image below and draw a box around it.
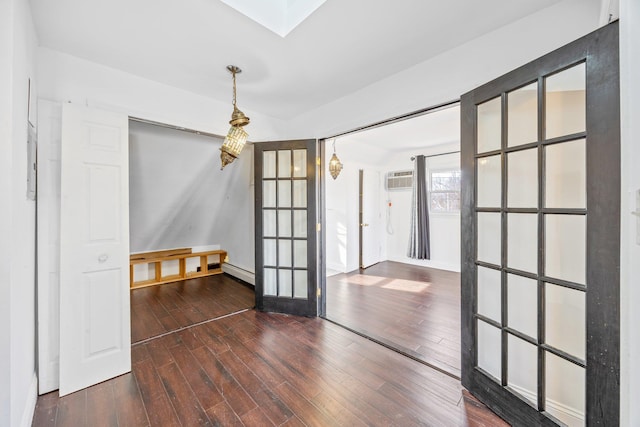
[222,263,255,286]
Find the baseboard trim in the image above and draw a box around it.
[509,384,584,425]
[222,263,255,286]
[20,373,38,427]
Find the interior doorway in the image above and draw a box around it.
[127,120,256,344]
[323,104,463,378]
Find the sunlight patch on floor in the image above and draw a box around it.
[340,275,387,286]
[382,278,431,293]
[339,274,430,292]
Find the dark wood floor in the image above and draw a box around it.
[33,308,508,426]
[131,274,255,343]
[326,261,461,378]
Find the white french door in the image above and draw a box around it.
[59,104,131,396]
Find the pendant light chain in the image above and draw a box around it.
[232,69,237,109]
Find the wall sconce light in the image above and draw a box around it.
[220,65,250,170]
[329,138,343,179]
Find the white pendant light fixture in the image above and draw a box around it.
[220,65,250,169]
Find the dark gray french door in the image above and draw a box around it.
[461,22,619,426]
[254,139,318,316]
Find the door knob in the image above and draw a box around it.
[98,254,109,263]
[360,223,369,227]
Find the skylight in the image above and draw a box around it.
[218,0,327,37]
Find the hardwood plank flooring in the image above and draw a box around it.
[32,310,508,427]
[131,274,255,343]
[326,261,462,378]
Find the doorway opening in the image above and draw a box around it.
[323,103,463,378]
[127,120,256,343]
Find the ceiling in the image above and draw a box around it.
[336,104,461,164]
[29,0,564,120]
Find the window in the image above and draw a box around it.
[430,170,461,212]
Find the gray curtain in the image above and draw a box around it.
[407,155,430,259]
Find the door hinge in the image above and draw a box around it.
[316,223,321,232]
[316,157,321,166]
[317,288,322,297]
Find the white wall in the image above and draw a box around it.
[37,47,288,142]
[619,0,640,425]
[0,0,39,426]
[326,137,461,274]
[129,121,254,274]
[0,2,13,424]
[384,148,461,272]
[325,160,370,273]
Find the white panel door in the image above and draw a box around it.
[59,103,130,396]
[361,169,382,268]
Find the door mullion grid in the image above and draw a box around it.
[275,151,281,297]
[287,150,294,298]
[500,92,509,388]
[537,74,546,413]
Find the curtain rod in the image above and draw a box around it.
[411,150,460,160]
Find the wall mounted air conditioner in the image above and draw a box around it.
[385,170,413,191]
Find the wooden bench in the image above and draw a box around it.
[129,247,227,289]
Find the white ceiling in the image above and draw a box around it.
[336,104,461,163]
[29,0,563,120]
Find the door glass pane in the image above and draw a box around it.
[294,240,307,268]
[263,210,276,237]
[477,212,501,266]
[263,151,276,178]
[278,180,291,207]
[278,211,291,237]
[279,270,292,297]
[294,270,307,299]
[264,239,276,266]
[263,181,276,207]
[545,214,586,284]
[545,352,585,427]
[545,283,585,359]
[477,266,501,323]
[293,180,307,207]
[279,240,292,267]
[293,211,307,238]
[477,320,502,381]
[507,213,537,273]
[477,97,502,153]
[507,334,537,406]
[507,148,538,208]
[508,82,538,147]
[264,268,277,296]
[507,274,537,339]
[278,150,291,178]
[477,155,502,208]
[545,139,586,209]
[293,149,307,178]
[545,63,586,139]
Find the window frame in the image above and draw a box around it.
[429,168,461,214]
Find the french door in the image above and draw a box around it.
[254,139,318,316]
[461,22,619,426]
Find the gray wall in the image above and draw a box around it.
[129,121,255,272]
